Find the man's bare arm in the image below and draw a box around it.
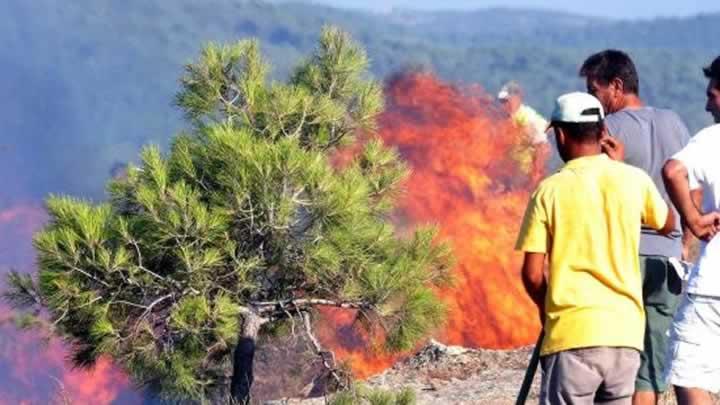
[657,205,677,236]
[663,159,720,241]
[681,189,703,260]
[521,252,547,325]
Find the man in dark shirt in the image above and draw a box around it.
[580,49,692,405]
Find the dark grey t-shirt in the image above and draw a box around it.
[606,107,691,257]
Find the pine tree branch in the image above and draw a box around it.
[51,296,104,327]
[290,106,308,139]
[278,301,297,338]
[251,298,371,314]
[52,302,70,326]
[132,294,174,334]
[236,305,268,322]
[129,239,168,282]
[66,263,111,287]
[112,300,149,309]
[141,294,174,318]
[302,311,346,389]
[3,271,43,309]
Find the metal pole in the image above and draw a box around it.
[515,331,544,405]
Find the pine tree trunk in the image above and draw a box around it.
[230,310,265,404]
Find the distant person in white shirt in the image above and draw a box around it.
[662,55,720,404]
[497,81,550,183]
[498,80,549,144]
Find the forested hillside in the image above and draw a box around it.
[2,0,716,202]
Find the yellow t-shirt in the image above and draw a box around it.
[515,154,668,356]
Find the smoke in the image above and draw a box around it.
[0,205,143,404]
[0,71,545,400]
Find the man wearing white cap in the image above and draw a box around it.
[498,81,550,180]
[498,81,549,145]
[516,92,676,404]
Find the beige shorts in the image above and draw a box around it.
[540,347,640,405]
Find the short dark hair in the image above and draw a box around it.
[580,50,639,95]
[553,121,604,144]
[703,56,720,87]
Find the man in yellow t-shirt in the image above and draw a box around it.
[515,92,675,404]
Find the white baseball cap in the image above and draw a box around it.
[549,92,605,124]
[497,81,522,100]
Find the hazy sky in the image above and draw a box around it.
[300,0,719,19]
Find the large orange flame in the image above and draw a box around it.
[321,72,543,377]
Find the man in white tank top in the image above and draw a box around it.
[662,55,720,404]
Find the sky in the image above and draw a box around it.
[299,0,720,20]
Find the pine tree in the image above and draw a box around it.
[4,27,452,403]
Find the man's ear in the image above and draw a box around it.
[555,126,566,147]
[610,77,624,94]
[600,122,609,140]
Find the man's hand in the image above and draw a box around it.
[686,211,720,241]
[600,132,625,161]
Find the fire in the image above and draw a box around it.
[382,72,542,347]
[0,71,546,397]
[322,72,543,375]
[0,204,138,404]
[315,307,398,378]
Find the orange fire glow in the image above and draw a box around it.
[321,72,544,376]
[0,204,137,404]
